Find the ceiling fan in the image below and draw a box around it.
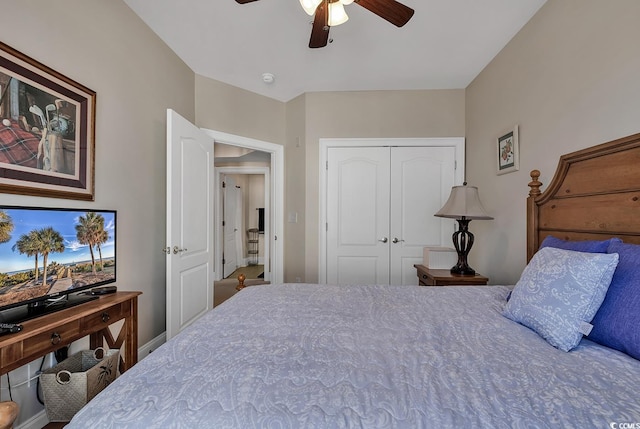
[235,0,415,48]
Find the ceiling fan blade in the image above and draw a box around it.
[235,0,260,3]
[355,0,414,27]
[309,1,330,48]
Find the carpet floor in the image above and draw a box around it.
[225,264,263,280]
[215,264,268,307]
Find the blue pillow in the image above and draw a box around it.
[540,235,622,253]
[588,241,640,360]
[503,247,619,352]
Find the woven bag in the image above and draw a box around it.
[40,347,119,422]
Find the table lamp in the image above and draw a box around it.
[434,183,493,275]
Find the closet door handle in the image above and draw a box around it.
[392,238,405,244]
[378,237,388,243]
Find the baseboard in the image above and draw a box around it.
[138,331,167,360]
[17,333,168,429]
[16,410,48,429]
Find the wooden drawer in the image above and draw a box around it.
[22,320,81,358]
[418,274,436,286]
[1,343,23,372]
[80,302,129,334]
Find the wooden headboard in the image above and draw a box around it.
[527,132,640,262]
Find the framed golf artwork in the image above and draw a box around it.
[497,125,519,175]
[0,41,96,200]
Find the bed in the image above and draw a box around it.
[67,133,640,428]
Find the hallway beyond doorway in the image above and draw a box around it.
[225,264,264,280]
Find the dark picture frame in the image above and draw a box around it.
[496,125,519,175]
[0,41,96,200]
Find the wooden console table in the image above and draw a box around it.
[0,291,141,376]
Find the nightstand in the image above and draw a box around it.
[414,264,489,286]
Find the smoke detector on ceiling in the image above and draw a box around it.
[262,73,275,84]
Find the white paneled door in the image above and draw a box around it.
[326,146,456,285]
[327,147,391,285]
[222,175,239,277]
[166,109,215,340]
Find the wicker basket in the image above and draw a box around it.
[40,347,119,422]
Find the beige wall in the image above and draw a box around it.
[284,95,306,282]
[303,90,466,282]
[0,0,194,424]
[195,76,286,145]
[466,0,640,284]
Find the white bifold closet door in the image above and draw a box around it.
[326,146,456,285]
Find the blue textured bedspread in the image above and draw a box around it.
[67,284,640,428]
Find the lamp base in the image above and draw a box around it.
[450,264,476,276]
[450,217,477,276]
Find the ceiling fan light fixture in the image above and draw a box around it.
[328,1,349,26]
[300,0,322,16]
[237,0,414,48]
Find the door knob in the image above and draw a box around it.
[392,238,405,243]
[173,246,188,254]
[378,237,388,243]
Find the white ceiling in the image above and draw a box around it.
[123,0,546,102]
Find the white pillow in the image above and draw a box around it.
[503,247,618,351]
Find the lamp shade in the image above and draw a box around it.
[434,184,493,220]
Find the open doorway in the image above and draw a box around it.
[215,168,270,307]
[203,128,284,287]
[217,168,269,280]
[212,138,278,307]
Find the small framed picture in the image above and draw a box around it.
[497,125,519,175]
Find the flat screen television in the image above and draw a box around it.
[0,205,116,323]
